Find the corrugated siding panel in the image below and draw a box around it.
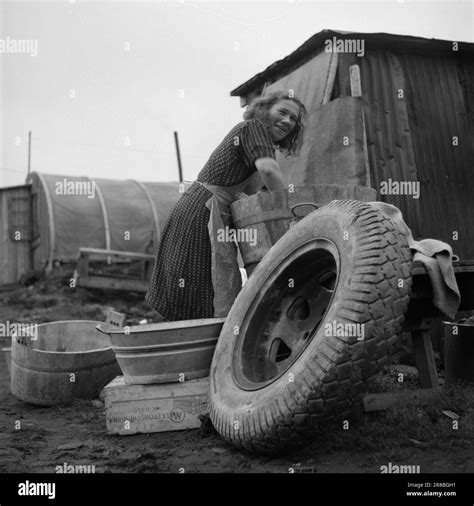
[360,50,423,237]
[398,53,474,260]
[359,50,474,259]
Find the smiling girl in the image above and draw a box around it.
[145,91,307,321]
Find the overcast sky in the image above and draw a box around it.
[1,0,472,187]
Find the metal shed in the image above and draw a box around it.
[0,184,33,286]
[231,29,474,260]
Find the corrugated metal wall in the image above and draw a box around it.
[398,52,474,258]
[234,34,474,259]
[0,185,32,284]
[357,50,474,259]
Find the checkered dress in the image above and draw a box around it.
[145,118,276,321]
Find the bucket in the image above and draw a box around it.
[443,321,474,388]
[231,184,377,274]
[97,318,225,384]
[11,320,121,405]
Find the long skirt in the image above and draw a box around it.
[145,183,214,321]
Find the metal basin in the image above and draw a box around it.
[11,320,121,405]
[97,318,225,384]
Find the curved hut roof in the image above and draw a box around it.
[27,172,184,264]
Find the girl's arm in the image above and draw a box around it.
[255,158,286,190]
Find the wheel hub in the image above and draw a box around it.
[232,239,339,390]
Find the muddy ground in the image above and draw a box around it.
[1,267,473,475]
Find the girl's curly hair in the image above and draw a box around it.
[243,90,307,157]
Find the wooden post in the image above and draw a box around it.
[174,131,183,183]
[76,250,90,279]
[349,65,371,187]
[349,65,362,98]
[27,131,31,177]
[412,319,439,389]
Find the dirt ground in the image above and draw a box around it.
[1,267,473,474]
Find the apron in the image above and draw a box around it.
[195,171,263,317]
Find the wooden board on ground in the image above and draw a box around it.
[101,376,209,435]
[363,387,442,412]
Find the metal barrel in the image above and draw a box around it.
[444,322,474,388]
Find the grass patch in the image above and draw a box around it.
[366,369,421,393]
[306,384,474,455]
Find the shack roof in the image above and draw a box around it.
[230,29,474,97]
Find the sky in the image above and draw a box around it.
[1,0,472,187]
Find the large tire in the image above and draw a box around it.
[209,200,413,454]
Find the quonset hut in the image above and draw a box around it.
[0,172,183,286]
[231,29,474,260]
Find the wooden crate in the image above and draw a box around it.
[74,247,155,293]
[101,376,209,435]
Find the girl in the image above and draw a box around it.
[146,91,306,321]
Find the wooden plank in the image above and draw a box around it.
[349,64,372,187]
[78,247,154,261]
[322,52,339,104]
[349,64,362,98]
[76,275,149,293]
[363,387,442,412]
[102,376,209,435]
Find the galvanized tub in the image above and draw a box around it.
[96,318,226,384]
[231,184,377,275]
[11,320,121,405]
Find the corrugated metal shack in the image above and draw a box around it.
[231,29,474,260]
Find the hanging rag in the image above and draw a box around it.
[196,171,264,317]
[368,201,461,320]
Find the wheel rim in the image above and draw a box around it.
[232,239,340,391]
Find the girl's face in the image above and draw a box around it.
[267,99,300,141]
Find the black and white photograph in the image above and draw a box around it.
[0,0,473,504]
